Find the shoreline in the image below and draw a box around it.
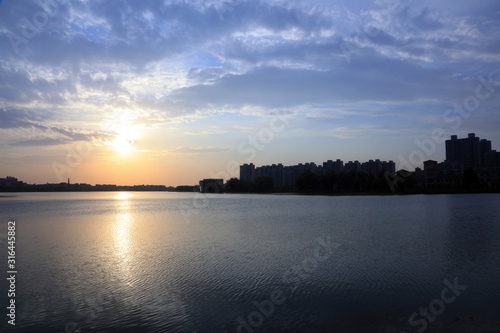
[1,189,499,196]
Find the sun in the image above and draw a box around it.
[111,136,134,153]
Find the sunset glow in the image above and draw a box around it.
[1,0,499,186]
[110,137,135,154]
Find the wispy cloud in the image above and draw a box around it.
[168,146,233,155]
[9,138,72,147]
[183,129,229,135]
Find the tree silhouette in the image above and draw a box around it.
[296,171,320,192]
[254,176,274,193]
[225,178,254,193]
[463,168,479,190]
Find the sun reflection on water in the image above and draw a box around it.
[115,192,133,200]
[113,198,135,286]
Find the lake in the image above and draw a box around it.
[1,192,499,332]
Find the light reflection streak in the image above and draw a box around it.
[113,198,135,286]
[115,192,133,200]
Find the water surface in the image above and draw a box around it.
[1,192,499,332]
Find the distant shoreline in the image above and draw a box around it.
[225,190,500,196]
[1,189,498,196]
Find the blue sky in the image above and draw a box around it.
[1,0,499,185]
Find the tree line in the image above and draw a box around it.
[225,170,406,194]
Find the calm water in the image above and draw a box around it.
[0,192,499,332]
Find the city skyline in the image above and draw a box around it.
[1,1,500,186]
[3,132,498,188]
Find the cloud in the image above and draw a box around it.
[0,1,496,117]
[0,107,115,146]
[187,67,227,84]
[0,0,331,67]
[0,108,46,128]
[327,127,372,139]
[0,0,499,174]
[411,8,444,31]
[184,129,228,135]
[8,138,71,147]
[327,124,418,139]
[169,146,232,154]
[170,57,463,109]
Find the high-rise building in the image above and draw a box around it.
[359,159,395,175]
[445,133,482,169]
[239,163,255,182]
[361,159,382,175]
[343,160,361,173]
[382,160,396,174]
[480,138,492,166]
[243,158,396,188]
[323,159,343,174]
[271,163,285,187]
[254,164,285,187]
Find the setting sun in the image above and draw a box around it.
[111,136,134,153]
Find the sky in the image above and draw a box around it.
[0,0,499,186]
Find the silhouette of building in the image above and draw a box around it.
[95,184,117,190]
[240,163,255,182]
[253,163,286,187]
[422,160,463,188]
[270,164,285,187]
[0,176,24,187]
[437,160,463,185]
[477,149,500,188]
[423,160,439,187]
[382,160,396,174]
[360,159,395,175]
[283,162,324,187]
[480,139,492,167]
[476,167,500,188]
[413,167,425,190]
[283,165,300,187]
[242,158,396,188]
[485,150,500,167]
[445,133,491,169]
[344,160,361,173]
[323,159,343,174]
